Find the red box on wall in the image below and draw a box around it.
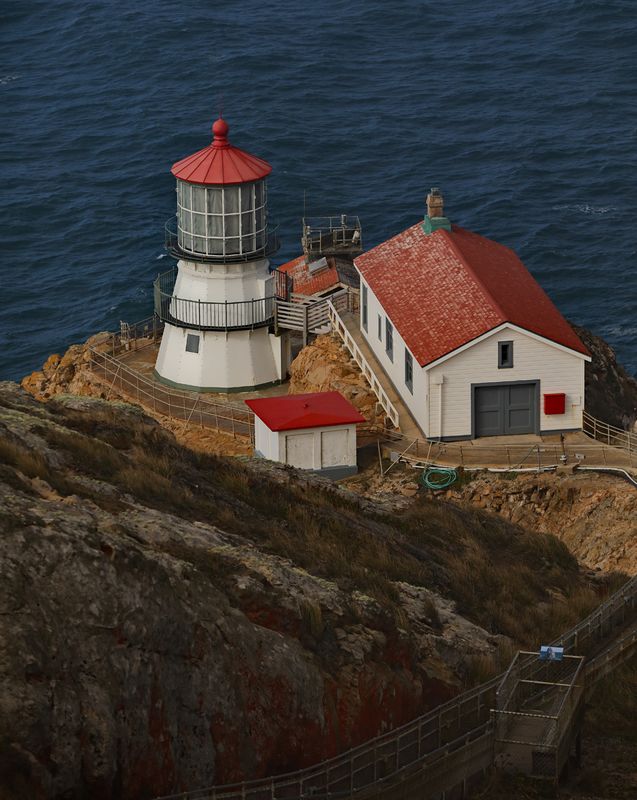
[544,393,566,415]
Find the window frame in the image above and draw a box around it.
[377,313,382,341]
[176,179,267,258]
[185,333,200,354]
[498,340,514,369]
[385,318,394,362]
[362,284,368,331]
[404,348,413,393]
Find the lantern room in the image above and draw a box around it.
[168,118,275,261]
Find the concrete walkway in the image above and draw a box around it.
[338,311,423,440]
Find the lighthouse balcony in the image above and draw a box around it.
[165,218,280,264]
[154,269,277,332]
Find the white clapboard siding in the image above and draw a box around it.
[358,276,586,440]
[427,327,586,438]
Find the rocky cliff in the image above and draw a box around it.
[0,383,601,800]
[20,332,114,403]
[572,323,637,431]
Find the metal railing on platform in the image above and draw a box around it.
[154,268,276,332]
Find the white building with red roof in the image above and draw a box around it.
[153,117,291,392]
[245,392,365,477]
[355,189,591,440]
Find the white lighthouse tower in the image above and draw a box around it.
[154,116,290,392]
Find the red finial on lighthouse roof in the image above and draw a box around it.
[212,117,229,147]
[171,115,272,186]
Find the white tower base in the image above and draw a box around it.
[154,323,290,392]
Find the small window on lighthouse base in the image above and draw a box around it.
[185,334,200,354]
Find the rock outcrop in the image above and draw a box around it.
[288,334,384,425]
[450,471,637,574]
[572,323,637,431]
[0,383,597,800]
[20,332,114,402]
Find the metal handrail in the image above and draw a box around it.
[154,268,276,332]
[154,575,637,800]
[165,218,280,264]
[87,346,255,440]
[583,409,635,453]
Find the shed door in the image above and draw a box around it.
[474,383,536,437]
[321,429,348,468]
[285,433,314,469]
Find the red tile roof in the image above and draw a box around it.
[171,118,272,186]
[355,223,589,366]
[278,255,341,296]
[245,392,365,431]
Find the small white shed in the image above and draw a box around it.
[245,391,365,478]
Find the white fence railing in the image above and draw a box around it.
[275,290,349,337]
[327,300,400,429]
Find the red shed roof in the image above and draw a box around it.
[245,392,365,431]
[355,223,589,367]
[171,117,272,186]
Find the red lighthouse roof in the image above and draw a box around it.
[171,117,272,186]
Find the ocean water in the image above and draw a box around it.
[1,0,636,381]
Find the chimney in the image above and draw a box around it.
[423,186,451,235]
[426,187,444,218]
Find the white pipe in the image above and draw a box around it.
[576,466,637,489]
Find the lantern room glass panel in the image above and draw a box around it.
[176,178,268,259]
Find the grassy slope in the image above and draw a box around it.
[0,386,616,654]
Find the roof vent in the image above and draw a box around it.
[423,187,451,234]
[308,256,329,275]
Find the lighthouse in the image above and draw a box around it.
[154,117,290,392]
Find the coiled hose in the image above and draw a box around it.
[420,467,458,490]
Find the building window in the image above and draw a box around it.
[185,333,200,353]
[362,284,368,331]
[405,348,413,392]
[377,314,382,341]
[498,340,513,368]
[385,319,393,361]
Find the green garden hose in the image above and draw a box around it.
[420,467,457,490]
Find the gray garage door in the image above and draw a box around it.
[474,383,537,437]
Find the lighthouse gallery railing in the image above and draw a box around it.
[154,268,280,332]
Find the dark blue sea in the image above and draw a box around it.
[1,0,636,381]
